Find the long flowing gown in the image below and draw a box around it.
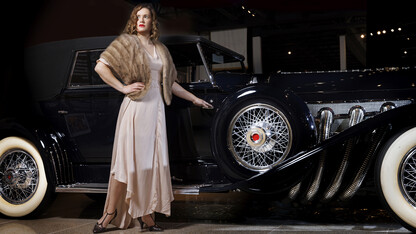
[102,45,174,229]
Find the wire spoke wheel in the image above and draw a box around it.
[399,146,416,208]
[0,149,39,204]
[0,136,50,217]
[227,104,292,171]
[376,127,416,232]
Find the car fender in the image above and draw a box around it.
[0,117,75,186]
[209,84,317,191]
[203,102,416,193]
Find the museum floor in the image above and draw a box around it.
[0,191,410,233]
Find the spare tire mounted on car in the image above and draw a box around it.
[211,87,316,183]
[227,103,292,172]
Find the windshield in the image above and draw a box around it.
[199,44,245,73]
[167,42,245,84]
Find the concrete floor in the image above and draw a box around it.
[0,191,411,233]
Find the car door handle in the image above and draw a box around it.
[58,110,68,115]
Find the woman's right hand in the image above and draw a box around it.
[95,63,145,95]
[122,82,145,94]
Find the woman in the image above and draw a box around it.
[92,3,212,233]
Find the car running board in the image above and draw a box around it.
[55,183,227,195]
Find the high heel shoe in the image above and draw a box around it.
[93,209,117,233]
[138,214,163,232]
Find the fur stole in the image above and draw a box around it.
[100,33,177,105]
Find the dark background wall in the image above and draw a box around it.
[1,0,414,119]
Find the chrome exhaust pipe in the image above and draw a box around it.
[322,106,364,202]
[348,105,365,127]
[339,103,393,200]
[380,102,396,112]
[288,182,301,200]
[305,108,334,201]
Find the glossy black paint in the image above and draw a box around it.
[20,35,249,187]
[0,118,67,185]
[206,84,316,191]
[2,35,415,195]
[210,85,317,164]
[202,103,416,193]
[269,69,416,102]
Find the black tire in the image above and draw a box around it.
[0,136,55,217]
[211,97,300,182]
[375,127,416,232]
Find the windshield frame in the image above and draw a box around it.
[195,41,246,87]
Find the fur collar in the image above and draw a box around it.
[100,33,177,105]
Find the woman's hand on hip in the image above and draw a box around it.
[122,82,145,94]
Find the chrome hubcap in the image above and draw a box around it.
[0,150,39,204]
[399,146,416,208]
[228,104,292,171]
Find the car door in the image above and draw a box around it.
[53,49,124,164]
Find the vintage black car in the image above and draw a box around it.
[1,35,415,231]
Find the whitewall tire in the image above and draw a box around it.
[376,127,416,232]
[0,136,49,217]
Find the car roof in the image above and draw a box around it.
[24,36,117,101]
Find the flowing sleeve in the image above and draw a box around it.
[97,58,110,66]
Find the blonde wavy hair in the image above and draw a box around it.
[123,3,159,40]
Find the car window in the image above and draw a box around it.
[176,65,210,83]
[167,44,209,83]
[201,45,244,73]
[69,50,107,88]
[167,43,242,84]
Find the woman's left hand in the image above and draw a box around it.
[192,98,214,109]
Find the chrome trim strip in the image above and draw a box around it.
[46,146,60,184]
[196,42,217,87]
[66,84,110,90]
[307,100,412,118]
[55,187,107,193]
[51,142,64,184]
[279,66,416,75]
[56,184,201,195]
[51,133,69,184]
[172,185,200,195]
